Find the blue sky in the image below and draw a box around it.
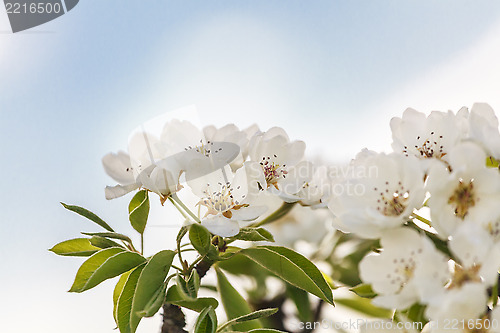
[2,1,500,332]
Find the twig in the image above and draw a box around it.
[301,300,324,333]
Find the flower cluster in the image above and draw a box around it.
[329,103,500,331]
[57,103,500,333]
[102,120,336,238]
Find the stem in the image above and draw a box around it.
[171,264,184,272]
[178,248,197,253]
[140,233,144,254]
[492,277,499,307]
[168,196,191,222]
[175,227,189,274]
[187,255,205,274]
[171,193,201,223]
[251,202,296,227]
[165,273,177,286]
[160,196,211,332]
[411,213,432,227]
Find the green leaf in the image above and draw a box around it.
[61,202,114,232]
[130,250,175,333]
[69,248,146,293]
[82,232,133,245]
[217,308,278,332]
[350,283,377,298]
[177,226,188,244]
[240,246,333,305]
[215,268,261,331]
[207,244,222,261]
[165,285,219,312]
[398,303,428,325]
[190,223,212,255]
[176,273,196,300]
[136,282,167,318]
[217,254,269,300]
[230,228,275,242]
[117,264,146,333]
[187,269,200,298]
[114,270,133,324]
[217,254,269,278]
[286,284,312,323]
[128,190,150,234]
[335,298,392,318]
[195,306,217,333]
[49,238,100,257]
[200,285,218,292]
[89,236,125,249]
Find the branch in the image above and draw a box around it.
[161,304,188,333]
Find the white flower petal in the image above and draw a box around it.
[450,222,493,268]
[469,103,500,158]
[104,183,140,200]
[231,205,267,221]
[187,165,234,198]
[201,216,240,237]
[390,107,465,169]
[425,282,488,322]
[328,152,425,238]
[277,160,314,198]
[160,119,204,154]
[128,131,163,178]
[102,151,135,184]
[427,142,500,238]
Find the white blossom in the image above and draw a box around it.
[424,283,488,331]
[449,222,500,287]
[416,222,498,329]
[426,142,500,238]
[203,123,259,170]
[329,151,425,239]
[466,103,500,159]
[359,227,445,310]
[390,108,465,170]
[104,119,243,202]
[158,119,240,182]
[127,130,182,201]
[188,163,267,237]
[248,127,313,201]
[295,164,334,207]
